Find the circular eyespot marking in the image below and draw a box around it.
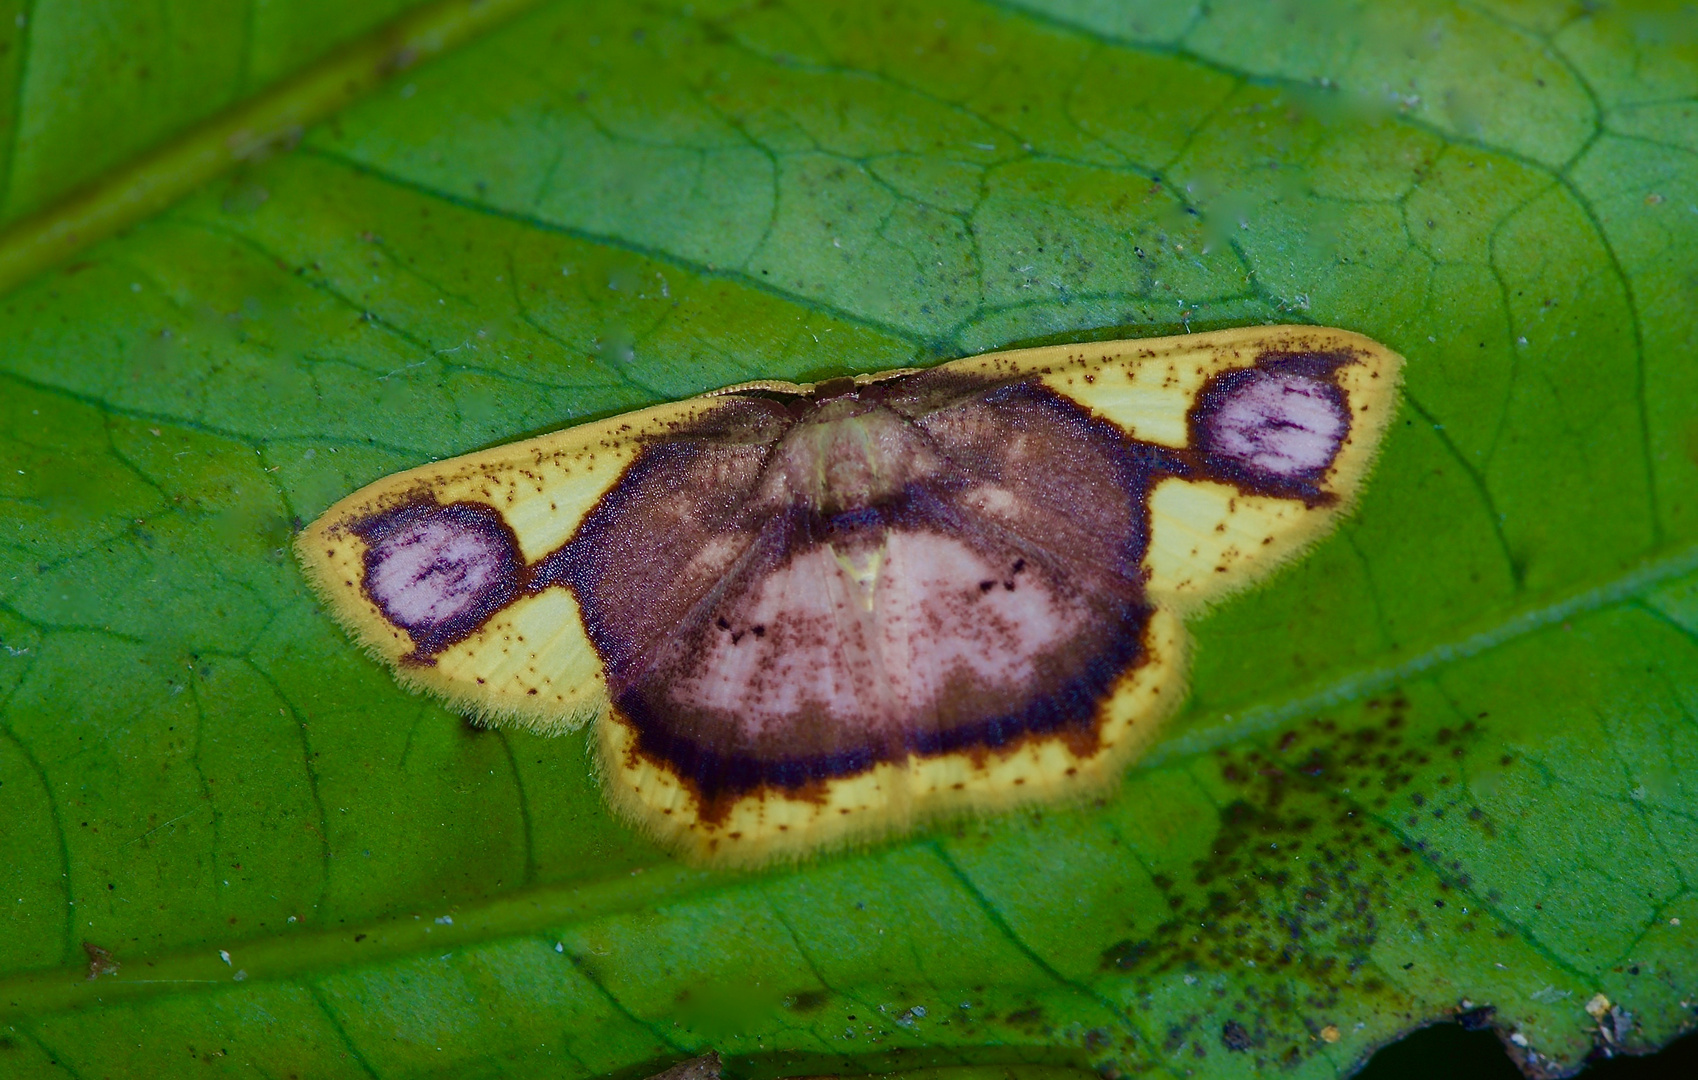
[368,515,504,627]
[351,501,522,656]
[1202,370,1347,481]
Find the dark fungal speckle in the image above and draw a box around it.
[1221,1019,1255,1051]
[1093,696,1505,1072]
[784,989,828,1012]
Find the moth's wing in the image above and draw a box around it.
[294,395,754,733]
[938,324,1403,613]
[598,530,928,864]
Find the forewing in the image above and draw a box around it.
[293,394,783,732]
[935,325,1402,611]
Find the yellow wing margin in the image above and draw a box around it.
[599,607,1190,866]
[293,396,739,734]
[938,324,1403,614]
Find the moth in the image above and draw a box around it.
[297,326,1401,863]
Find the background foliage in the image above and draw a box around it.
[1,1,1696,1077]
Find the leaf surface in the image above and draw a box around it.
[1,1,1696,1077]
[0,0,438,226]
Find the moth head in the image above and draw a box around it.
[756,391,943,517]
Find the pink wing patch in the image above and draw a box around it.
[367,516,509,627]
[670,530,1085,746]
[676,544,876,744]
[1204,372,1345,479]
[877,531,1078,722]
[347,501,522,658]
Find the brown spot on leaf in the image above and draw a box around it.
[83,942,119,980]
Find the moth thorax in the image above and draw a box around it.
[770,400,939,515]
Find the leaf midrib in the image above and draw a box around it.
[1152,541,1698,764]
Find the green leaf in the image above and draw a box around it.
[0,0,432,227]
[2,0,1696,1076]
